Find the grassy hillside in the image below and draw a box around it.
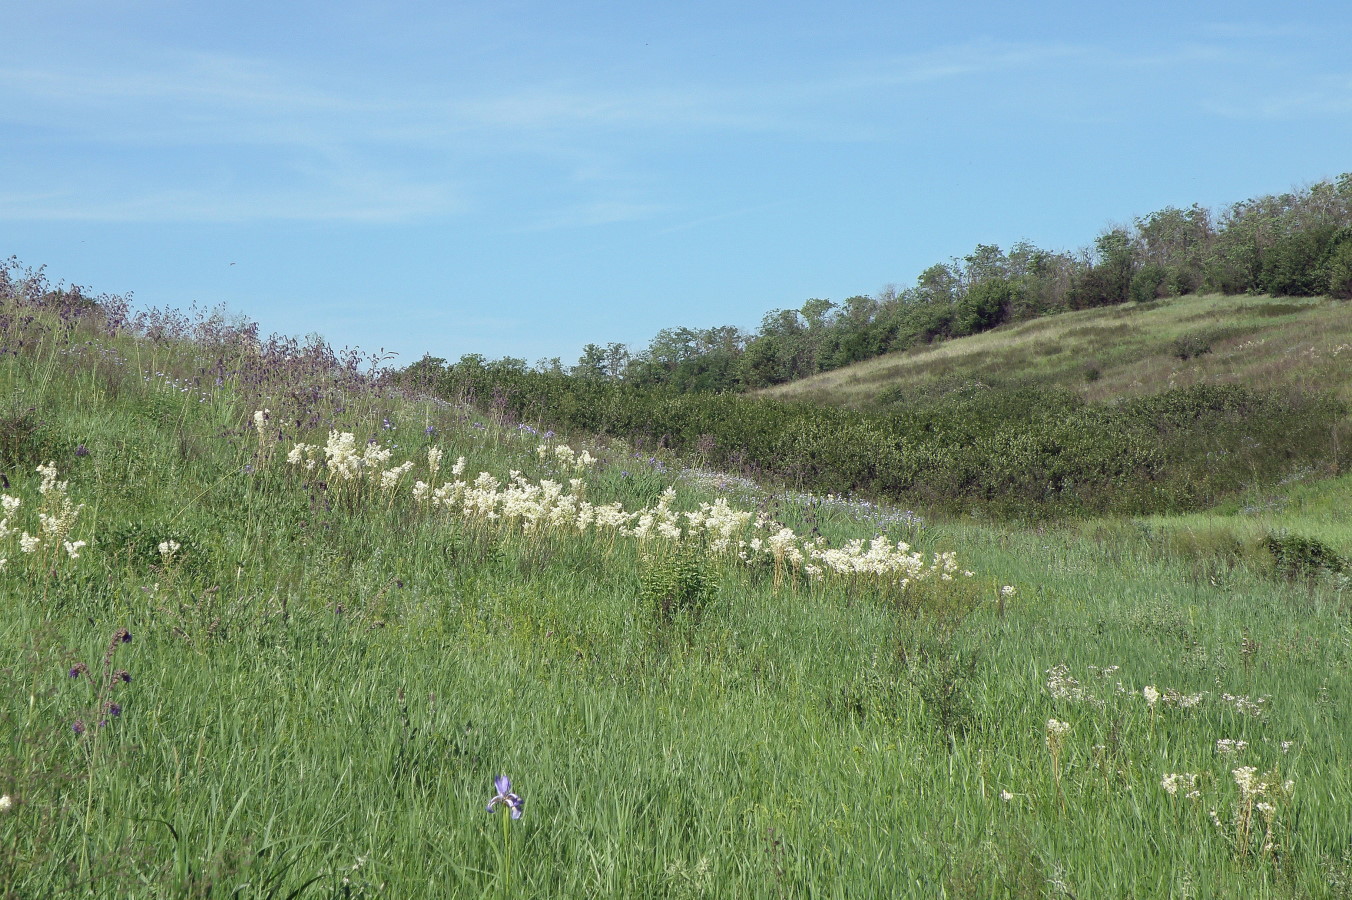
[761,293,1352,409]
[3,275,1352,897]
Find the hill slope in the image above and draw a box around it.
[760,293,1352,408]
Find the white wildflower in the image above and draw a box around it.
[1232,766,1263,798]
[1161,773,1199,796]
[1142,685,1160,706]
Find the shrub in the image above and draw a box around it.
[1171,331,1214,360]
[641,543,717,632]
[1265,531,1345,579]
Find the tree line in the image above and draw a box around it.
[408,174,1352,392]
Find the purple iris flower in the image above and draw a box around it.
[486,775,524,819]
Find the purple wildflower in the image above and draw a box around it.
[105,702,122,718]
[74,444,90,457]
[69,662,88,679]
[72,720,86,736]
[486,775,524,819]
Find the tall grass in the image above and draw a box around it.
[1,274,1350,897]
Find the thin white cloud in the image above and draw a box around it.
[1202,76,1352,119]
[518,200,670,232]
[1,30,1344,225]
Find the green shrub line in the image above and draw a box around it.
[408,362,1345,520]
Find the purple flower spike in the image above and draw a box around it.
[486,775,525,819]
[72,720,86,736]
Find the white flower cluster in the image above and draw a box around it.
[1153,687,1207,709]
[0,493,19,568]
[287,431,413,491]
[0,463,86,563]
[1044,664,1107,708]
[1221,692,1269,717]
[402,456,969,591]
[1231,766,1292,801]
[1161,772,1201,799]
[799,537,961,586]
[1045,718,1071,751]
[536,443,595,472]
[1215,739,1248,755]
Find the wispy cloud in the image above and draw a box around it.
[1202,76,1352,119]
[1,29,1341,226]
[518,200,670,232]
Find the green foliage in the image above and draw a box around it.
[1265,530,1346,579]
[0,407,70,474]
[641,543,717,632]
[1170,330,1214,360]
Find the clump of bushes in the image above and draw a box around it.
[1171,331,1214,360]
[1265,531,1345,579]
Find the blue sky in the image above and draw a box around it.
[4,1,1351,366]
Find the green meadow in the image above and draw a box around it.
[2,275,1351,898]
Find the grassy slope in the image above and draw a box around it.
[761,294,1352,409]
[1,300,1351,897]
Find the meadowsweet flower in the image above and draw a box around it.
[1045,718,1071,747]
[1216,739,1248,754]
[158,540,181,559]
[1232,766,1262,798]
[1142,685,1160,706]
[63,540,86,559]
[486,775,524,819]
[999,790,1013,802]
[19,533,39,554]
[999,585,1015,598]
[1162,773,1199,796]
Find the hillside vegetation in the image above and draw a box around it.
[761,292,1352,408]
[410,292,1348,520]
[3,260,1352,897]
